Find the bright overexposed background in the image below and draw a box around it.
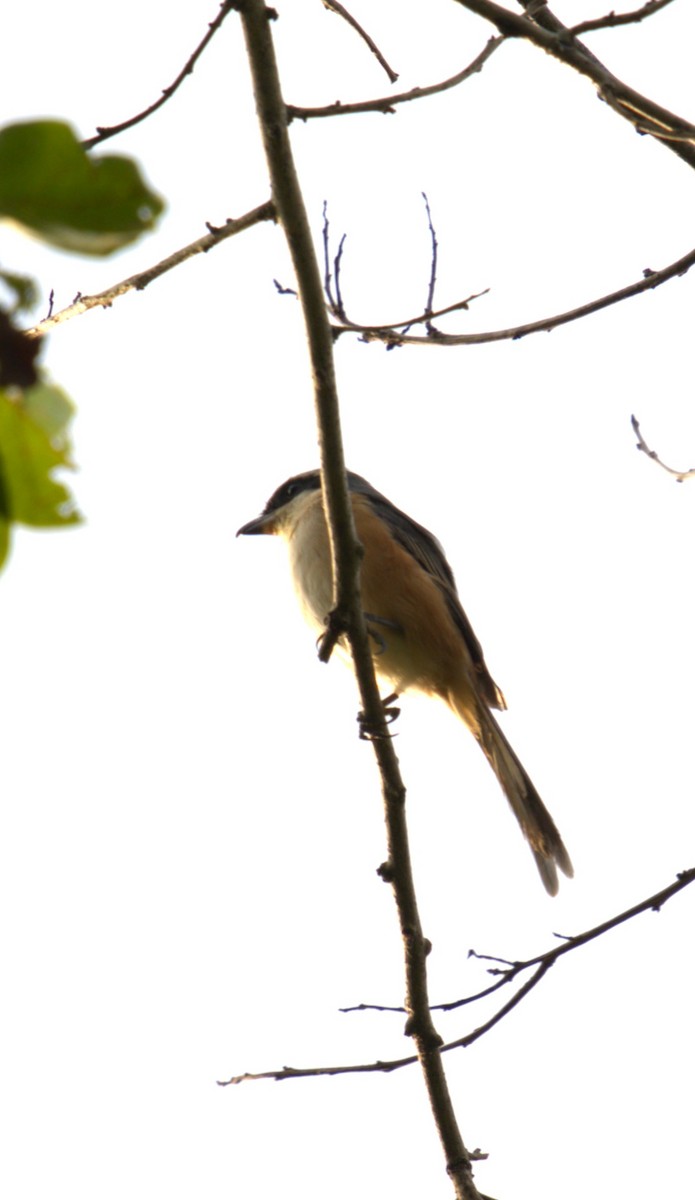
[2,3,694,1197]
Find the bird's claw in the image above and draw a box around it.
[357,692,400,740]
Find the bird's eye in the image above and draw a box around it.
[285,483,298,498]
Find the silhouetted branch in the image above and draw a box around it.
[631,415,695,482]
[454,0,695,171]
[83,1,237,150]
[321,0,398,83]
[229,10,488,1195]
[322,203,489,338]
[322,203,348,322]
[335,243,695,346]
[221,868,695,1083]
[422,193,439,335]
[568,0,675,39]
[288,37,502,122]
[25,202,276,338]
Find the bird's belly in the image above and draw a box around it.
[286,495,459,701]
[287,505,334,632]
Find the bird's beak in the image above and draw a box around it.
[236,512,276,537]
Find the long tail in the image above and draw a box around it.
[448,690,573,895]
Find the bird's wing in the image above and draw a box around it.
[361,487,507,711]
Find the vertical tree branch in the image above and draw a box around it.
[237,4,484,1196]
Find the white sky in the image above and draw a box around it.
[2,3,694,1198]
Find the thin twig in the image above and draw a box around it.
[321,0,399,83]
[631,415,695,482]
[339,244,695,347]
[454,0,695,171]
[321,204,348,323]
[83,2,237,150]
[320,202,488,337]
[444,866,695,1007]
[568,0,675,38]
[221,867,695,1083]
[25,202,276,338]
[288,37,502,122]
[421,193,438,335]
[339,291,491,336]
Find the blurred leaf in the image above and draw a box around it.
[0,383,81,570]
[0,307,41,387]
[23,381,75,446]
[0,269,39,313]
[0,120,164,255]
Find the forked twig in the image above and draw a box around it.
[220,868,695,1084]
[346,246,695,346]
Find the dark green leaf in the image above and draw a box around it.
[0,120,164,255]
[0,269,39,313]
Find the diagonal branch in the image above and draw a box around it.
[287,37,503,122]
[222,867,695,1083]
[24,201,276,338]
[335,241,695,347]
[321,0,399,83]
[82,1,238,150]
[631,414,695,482]
[453,0,695,171]
[568,0,676,38]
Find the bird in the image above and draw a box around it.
[237,469,573,895]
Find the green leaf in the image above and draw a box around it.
[0,120,164,255]
[0,269,39,313]
[0,383,81,570]
[22,382,76,446]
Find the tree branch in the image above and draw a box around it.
[631,414,695,482]
[236,3,484,1196]
[332,241,695,347]
[24,202,276,338]
[453,0,695,171]
[222,867,695,1082]
[568,0,676,38]
[82,2,238,150]
[321,0,399,83]
[287,37,503,122]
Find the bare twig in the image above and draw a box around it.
[321,204,348,322]
[337,244,695,347]
[222,868,695,1083]
[82,2,237,150]
[321,0,398,83]
[288,37,502,122]
[321,201,489,336]
[421,193,438,335]
[446,866,695,1008]
[25,202,275,338]
[631,415,695,482]
[334,291,491,339]
[453,0,695,171]
[221,1052,419,1084]
[569,0,676,38]
[237,4,483,1196]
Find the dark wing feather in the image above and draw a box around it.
[347,473,506,710]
